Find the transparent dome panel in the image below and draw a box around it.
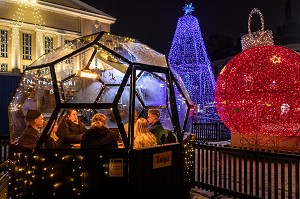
[8,66,56,144]
[117,87,129,125]
[136,71,167,107]
[95,108,120,130]
[160,108,174,132]
[60,76,104,103]
[95,48,129,75]
[97,86,120,103]
[135,70,143,78]
[170,67,193,105]
[174,83,188,131]
[100,67,125,84]
[87,48,128,84]
[30,33,99,67]
[79,109,95,126]
[54,47,96,82]
[117,85,143,130]
[98,32,167,67]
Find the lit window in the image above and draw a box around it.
[22,33,32,60]
[0,63,8,72]
[44,37,54,53]
[0,30,8,58]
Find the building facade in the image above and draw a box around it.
[0,0,116,74]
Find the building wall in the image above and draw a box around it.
[0,0,115,73]
[0,74,21,136]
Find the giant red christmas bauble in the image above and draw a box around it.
[215,45,300,138]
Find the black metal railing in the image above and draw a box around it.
[192,122,231,142]
[194,143,300,199]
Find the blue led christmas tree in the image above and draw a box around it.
[168,3,218,122]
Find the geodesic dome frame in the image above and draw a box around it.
[8,31,193,151]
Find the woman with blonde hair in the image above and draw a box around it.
[81,113,118,149]
[133,118,157,149]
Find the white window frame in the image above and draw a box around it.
[44,36,54,53]
[0,63,8,72]
[22,33,32,60]
[0,30,8,58]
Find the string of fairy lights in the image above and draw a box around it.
[8,137,195,198]
[10,1,36,43]
[183,134,195,184]
[8,30,196,197]
[168,4,218,122]
[214,8,300,152]
[8,152,91,198]
[7,0,52,67]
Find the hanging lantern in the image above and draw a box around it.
[215,8,300,152]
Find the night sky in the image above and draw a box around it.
[81,0,290,56]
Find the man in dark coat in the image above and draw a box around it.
[18,109,44,149]
[147,109,166,144]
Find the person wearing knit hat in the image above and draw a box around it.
[25,109,42,122]
[18,109,44,149]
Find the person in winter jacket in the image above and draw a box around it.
[18,109,44,149]
[56,109,86,148]
[81,113,118,149]
[147,109,166,144]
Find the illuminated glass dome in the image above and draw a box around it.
[8,31,193,150]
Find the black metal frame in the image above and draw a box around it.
[8,31,192,152]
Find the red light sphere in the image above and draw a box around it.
[215,45,300,139]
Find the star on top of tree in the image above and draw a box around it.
[183,3,195,15]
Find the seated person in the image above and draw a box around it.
[133,118,157,149]
[166,130,178,143]
[17,109,44,149]
[81,113,118,149]
[43,120,60,149]
[147,109,166,144]
[56,109,86,148]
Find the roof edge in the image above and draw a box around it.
[38,1,116,24]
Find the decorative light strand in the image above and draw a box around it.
[168,9,218,122]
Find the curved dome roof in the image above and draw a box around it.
[30,32,168,68]
[8,31,193,150]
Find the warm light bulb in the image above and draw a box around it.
[76,70,100,79]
